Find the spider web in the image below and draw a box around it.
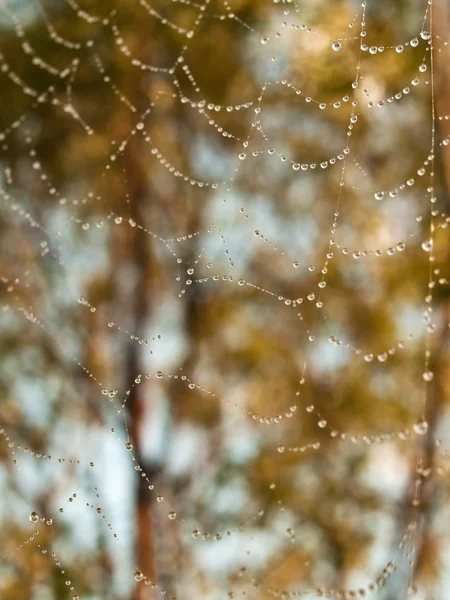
[0,0,449,599]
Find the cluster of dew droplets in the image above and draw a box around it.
[289,1,441,451]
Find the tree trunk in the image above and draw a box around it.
[122,130,159,600]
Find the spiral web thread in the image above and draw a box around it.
[0,0,449,598]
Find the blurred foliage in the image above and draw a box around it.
[0,0,449,599]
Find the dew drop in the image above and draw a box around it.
[413,419,429,435]
[423,371,434,382]
[29,512,39,523]
[332,41,342,51]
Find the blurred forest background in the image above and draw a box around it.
[0,0,450,599]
